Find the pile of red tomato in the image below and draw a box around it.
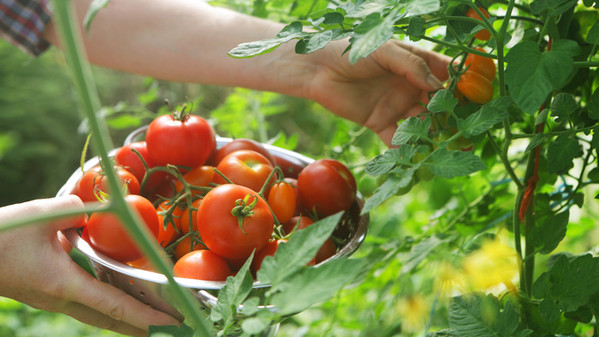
[70,112,358,282]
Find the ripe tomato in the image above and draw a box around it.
[156,200,183,248]
[282,215,314,236]
[273,154,305,179]
[466,7,491,41]
[174,165,215,197]
[297,159,357,217]
[114,141,168,192]
[268,181,296,223]
[197,184,274,260]
[76,166,140,203]
[174,234,206,260]
[213,150,275,193]
[212,138,276,166]
[465,47,496,81]
[252,239,287,274]
[315,238,337,264]
[173,250,232,281]
[145,113,216,169]
[457,70,494,104]
[180,198,202,234]
[87,194,160,263]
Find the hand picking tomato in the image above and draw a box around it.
[114,141,168,192]
[457,69,494,104]
[87,194,160,263]
[466,7,491,41]
[297,159,357,217]
[213,150,275,193]
[212,138,276,166]
[145,112,216,169]
[173,250,232,281]
[197,184,274,260]
[464,47,496,81]
[268,181,296,223]
[75,166,140,203]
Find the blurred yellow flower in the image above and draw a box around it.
[395,294,430,333]
[434,261,467,296]
[462,239,520,291]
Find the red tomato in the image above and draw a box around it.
[212,138,276,166]
[213,150,275,193]
[156,200,183,248]
[268,181,296,224]
[466,7,491,41]
[87,194,160,263]
[197,184,274,260]
[457,69,494,104]
[145,113,216,169]
[173,250,232,281]
[282,215,314,236]
[252,239,287,274]
[315,238,337,264]
[76,166,140,203]
[114,141,168,192]
[180,198,202,234]
[174,165,215,196]
[273,154,305,179]
[465,47,496,81]
[297,159,357,217]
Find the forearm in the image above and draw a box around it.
[43,0,319,98]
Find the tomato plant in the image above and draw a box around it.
[297,159,357,217]
[466,6,492,41]
[464,47,496,81]
[196,184,274,260]
[145,110,216,169]
[456,69,494,104]
[86,194,160,263]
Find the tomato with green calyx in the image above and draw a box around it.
[465,47,496,81]
[212,138,276,167]
[180,198,202,234]
[145,112,216,169]
[87,194,160,263]
[297,159,357,217]
[156,200,183,248]
[197,184,274,260]
[175,165,215,197]
[413,146,434,182]
[466,7,491,41]
[114,141,168,192]
[457,70,494,104]
[75,166,140,203]
[173,250,232,281]
[358,173,377,197]
[268,181,296,223]
[213,150,275,193]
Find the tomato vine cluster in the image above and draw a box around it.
[70,111,358,282]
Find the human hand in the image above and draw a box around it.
[304,39,451,146]
[0,195,180,337]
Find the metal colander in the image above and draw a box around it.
[57,126,369,335]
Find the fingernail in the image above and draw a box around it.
[427,74,444,89]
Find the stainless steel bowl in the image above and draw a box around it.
[57,126,368,334]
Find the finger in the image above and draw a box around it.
[58,301,149,337]
[65,263,181,331]
[398,41,452,82]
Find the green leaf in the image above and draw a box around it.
[348,12,396,64]
[587,87,599,119]
[524,133,545,153]
[228,21,307,58]
[546,134,580,174]
[83,0,110,32]
[148,324,195,337]
[449,294,499,337]
[587,20,599,44]
[296,30,334,54]
[270,258,364,315]
[407,16,426,37]
[551,93,578,123]
[427,89,458,113]
[241,312,274,336]
[530,0,577,16]
[392,116,432,146]
[457,97,511,137]
[404,0,441,15]
[497,300,520,337]
[401,235,445,273]
[257,213,342,285]
[505,40,580,114]
[211,252,255,326]
[429,149,486,178]
[530,210,570,254]
[346,0,396,18]
[365,145,417,175]
[361,168,414,214]
[547,254,599,312]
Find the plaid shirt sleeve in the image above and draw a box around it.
[0,0,52,56]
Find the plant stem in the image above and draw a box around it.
[486,131,524,189]
[50,1,213,334]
